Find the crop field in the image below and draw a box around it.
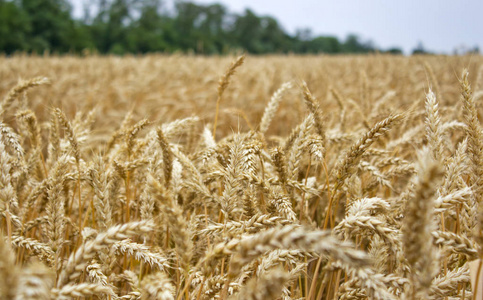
[1,54,483,299]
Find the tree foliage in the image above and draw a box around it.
[0,0,403,55]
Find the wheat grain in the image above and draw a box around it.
[0,54,481,300]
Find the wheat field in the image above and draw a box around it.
[0,54,483,299]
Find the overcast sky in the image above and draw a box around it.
[73,0,483,54]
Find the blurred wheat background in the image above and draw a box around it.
[1,53,483,299]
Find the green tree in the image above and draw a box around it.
[125,0,168,52]
[412,41,431,55]
[231,9,263,53]
[258,16,291,53]
[0,0,399,55]
[196,4,227,53]
[231,9,292,54]
[173,1,204,51]
[342,34,374,53]
[20,0,87,52]
[89,0,132,53]
[385,47,403,55]
[0,0,31,54]
[307,36,341,53]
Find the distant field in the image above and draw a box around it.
[0,54,482,299]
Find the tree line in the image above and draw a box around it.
[0,0,406,55]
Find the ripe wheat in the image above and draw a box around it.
[0,54,482,299]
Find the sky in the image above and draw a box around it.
[72,0,483,54]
